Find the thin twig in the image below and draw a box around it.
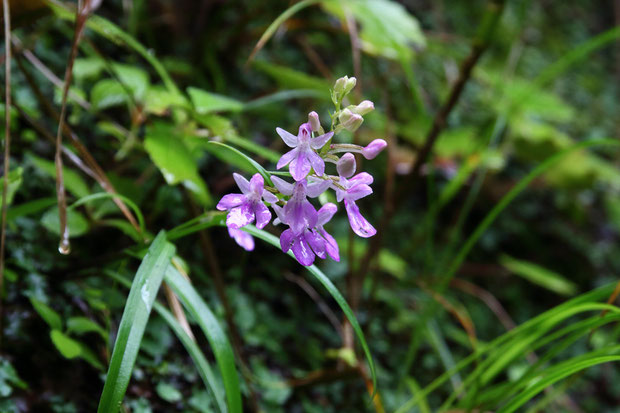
[0,0,11,350]
[55,0,94,254]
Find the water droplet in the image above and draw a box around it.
[141,284,151,311]
[58,239,71,255]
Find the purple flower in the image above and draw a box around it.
[315,203,339,261]
[271,176,330,234]
[279,203,339,266]
[334,172,376,238]
[228,228,254,251]
[280,227,325,266]
[276,123,334,181]
[216,173,278,230]
[362,139,387,160]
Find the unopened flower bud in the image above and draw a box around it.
[361,139,387,160]
[352,100,374,116]
[308,111,321,132]
[334,76,348,94]
[338,109,364,132]
[337,153,356,178]
[344,76,357,94]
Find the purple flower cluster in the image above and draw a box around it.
[216,76,387,266]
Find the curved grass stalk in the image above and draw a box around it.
[97,231,175,412]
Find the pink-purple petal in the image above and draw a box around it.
[289,150,312,181]
[262,191,278,204]
[306,179,331,198]
[276,127,299,147]
[280,228,295,252]
[233,173,250,194]
[228,228,254,251]
[306,230,326,259]
[348,172,374,186]
[271,176,294,196]
[307,150,325,176]
[346,184,373,201]
[249,173,264,195]
[317,203,337,226]
[254,202,271,229]
[216,193,245,211]
[291,235,315,266]
[319,228,340,261]
[344,199,376,238]
[310,131,334,149]
[277,148,298,170]
[226,203,254,229]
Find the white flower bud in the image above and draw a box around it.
[352,100,374,116]
[308,111,321,132]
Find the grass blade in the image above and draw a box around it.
[241,224,378,396]
[106,271,227,413]
[97,231,175,412]
[164,265,242,413]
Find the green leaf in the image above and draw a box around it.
[107,270,227,413]
[240,225,377,396]
[204,141,271,184]
[67,317,107,340]
[187,87,244,114]
[500,255,578,296]
[144,123,212,206]
[50,330,82,359]
[322,0,426,61]
[29,154,90,199]
[41,207,90,238]
[252,61,330,94]
[156,382,182,403]
[90,79,128,111]
[97,231,175,413]
[144,86,190,115]
[1,167,22,206]
[73,58,105,80]
[7,198,57,221]
[29,298,62,330]
[164,265,242,413]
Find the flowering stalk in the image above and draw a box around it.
[217,76,387,266]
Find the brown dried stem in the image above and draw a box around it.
[0,0,11,349]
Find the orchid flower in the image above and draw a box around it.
[216,173,278,230]
[276,123,334,181]
[334,172,377,238]
[271,176,330,234]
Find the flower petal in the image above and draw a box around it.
[307,150,325,176]
[276,127,298,147]
[306,230,326,259]
[310,131,334,149]
[289,149,312,181]
[344,199,376,238]
[306,179,330,198]
[216,193,245,211]
[283,199,317,234]
[228,228,254,251]
[346,183,373,201]
[348,172,374,186]
[280,228,295,252]
[291,234,315,266]
[249,173,264,195]
[319,228,340,261]
[262,191,278,204]
[277,148,298,170]
[272,204,287,225]
[226,203,254,229]
[271,176,294,196]
[254,202,271,229]
[317,203,337,226]
[233,173,250,194]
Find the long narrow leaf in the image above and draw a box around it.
[241,224,378,396]
[97,231,175,412]
[164,265,242,413]
[106,271,227,413]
